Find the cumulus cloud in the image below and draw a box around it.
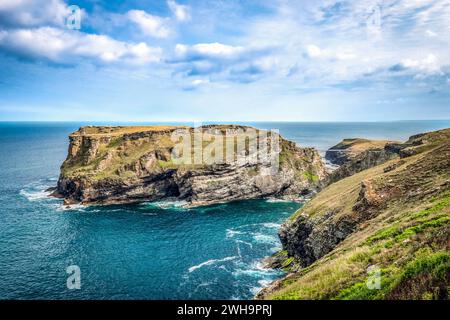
[0,27,161,65]
[0,1,162,66]
[1,0,449,89]
[232,0,450,88]
[304,44,357,61]
[182,78,210,91]
[173,43,247,61]
[169,42,276,82]
[0,0,72,28]
[167,0,191,22]
[127,10,171,38]
[389,54,443,77]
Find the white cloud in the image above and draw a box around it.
[0,0,71,28]
[0,27,161,65]
[169,42,277,83]
[400,54,442,75]
[228,0,450,88]
[305,45,322,58]
[174,42,246,60]
[167,0,190,22]
[304,44,356,61]
[127,10,171,38]
[425,30,438,37]
[0,1,163,66]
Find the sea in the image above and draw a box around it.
[1,120,449,299]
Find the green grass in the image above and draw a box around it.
[157,160,175,168]
[263,130,450,300]
[335,268,395,300]
[366,191,450,245]
[303,171,319,183]
[265,186,450,300]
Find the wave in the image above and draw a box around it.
[226,222,281,239]
[250,279,275,296]
[265,198,292,203]
[20,188,52,201]
[20,178,58,202]
[56,203,87,212]
[188,256,238,273]
[235,239,253,249]
[252,233,279,245]
[226,229,245,238]
[232,261,282,278]
[260,222,281,229]
[140,200,188,210]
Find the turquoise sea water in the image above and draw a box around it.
[1,120,449,299]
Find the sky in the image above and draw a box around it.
[0,0,449,122]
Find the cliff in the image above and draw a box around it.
[324,138,400,185]
[325,138,397,166]
[258,128,450,300]
[55,125,327,206]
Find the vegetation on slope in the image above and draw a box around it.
[259,128,450,300]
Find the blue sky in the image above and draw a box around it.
[0,0,449,121]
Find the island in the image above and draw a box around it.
[54,125,327,206]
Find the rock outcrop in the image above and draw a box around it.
[55,125,327,207]
[258,128,450,300]
[324,138,399,185]
[325,138,396,165]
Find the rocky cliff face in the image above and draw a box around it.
[258,128,450,300]
[325,138,396,165]
[56,125,327,207]
[324,139,399,185]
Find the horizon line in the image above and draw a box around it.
[1,119,450,124]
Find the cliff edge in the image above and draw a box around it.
[258,128,450,300]
[55,125,327,207]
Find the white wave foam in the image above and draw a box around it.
[141,200,188,210]
[265,198,292,203]
[250,280,273,296]
[232,261,281,278]
[250,286,262,296]
[227,222,281,233]
[188,256,237,273]
[250,279,273,296]
[253,233,279,245]
[261,222,280,229]
[226,229,244,238]
[20,188,52,201]
[20,177,59,202]
[235,240,253,249]
[56,203,86,212]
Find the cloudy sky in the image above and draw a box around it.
[0,0,449,121]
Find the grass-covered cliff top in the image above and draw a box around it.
[61,125,323,184]
[70,125,186,137]
[260,128,450,300]
[336,138,396,152]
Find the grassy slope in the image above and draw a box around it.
[333,138,396,154]
[264,130,450,300]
